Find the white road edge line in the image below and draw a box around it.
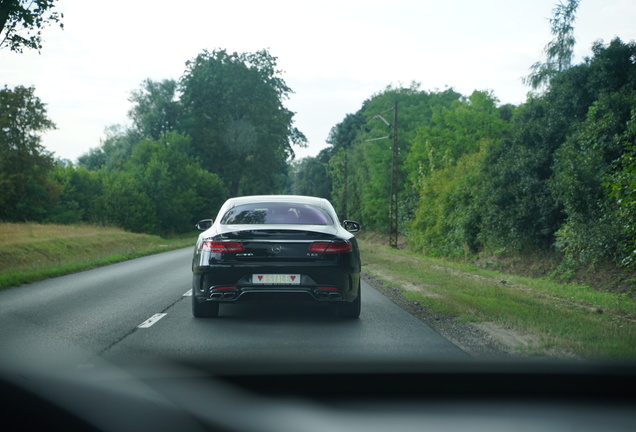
[138,313,167,328]
[183,289,192,296]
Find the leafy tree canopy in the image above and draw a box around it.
[525,0,580,90]
[0,85,58,220]
[0,0,63,53]
[179,48,306,195]
[128,79,181,140]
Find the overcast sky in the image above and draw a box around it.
[2,0,635,162]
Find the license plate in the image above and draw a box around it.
[252,274,301,285]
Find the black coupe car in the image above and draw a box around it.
[192,195,362,318]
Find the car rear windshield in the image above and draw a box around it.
[221,203,333,225]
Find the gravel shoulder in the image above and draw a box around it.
[363,272,532,359]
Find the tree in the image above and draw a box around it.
[551,93,635,266]
[326,112,364,217]
[550,39,636,266]
[327,112,364,150]
[77,125,141,171]
[477,96,567,251]
[47,163,102,224]
[410,149,485,255]
[525,0,580,90]
[328,86,461,231]
[128,79,181,140]
[97,132,226,235]
[97,169,156,233]
[608,110,636,267]
[405,90,510,180]
[288,148,333,199]
[407,91,513,255]
[481,38,636,259]
[0,0,63,53]
[179,48,306,195]
[0,85,59,221]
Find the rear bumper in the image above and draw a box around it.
[205,287,345,303]
[192,263,360,305]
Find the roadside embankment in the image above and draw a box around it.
[358,233,636,361]
[0,223,195,290]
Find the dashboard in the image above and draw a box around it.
[1,358,635,431]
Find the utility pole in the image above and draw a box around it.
[368,101,399,249]
[389,101,399,249]
[343,149,348,219]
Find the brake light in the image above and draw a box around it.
[200,241,245,253]
[308,241,352,254]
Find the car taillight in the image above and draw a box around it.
[200,241,245,253]
[308,241,352,254]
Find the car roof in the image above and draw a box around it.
[224,195,330,209]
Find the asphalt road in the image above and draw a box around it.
[0,248,467,367]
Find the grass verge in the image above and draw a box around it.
[358,233,636,361]
[0,223,196,290]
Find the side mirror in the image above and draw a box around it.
[195,219,213,231]
[343,220,360,233]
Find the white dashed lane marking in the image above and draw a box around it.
[138,291,190,328]
[137,313,167,328]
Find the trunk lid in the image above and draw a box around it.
[215,225,343,261]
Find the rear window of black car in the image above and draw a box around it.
[221,203,332,225]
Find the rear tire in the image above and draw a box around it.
[337,287,361,318]
[192,295,219,318]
